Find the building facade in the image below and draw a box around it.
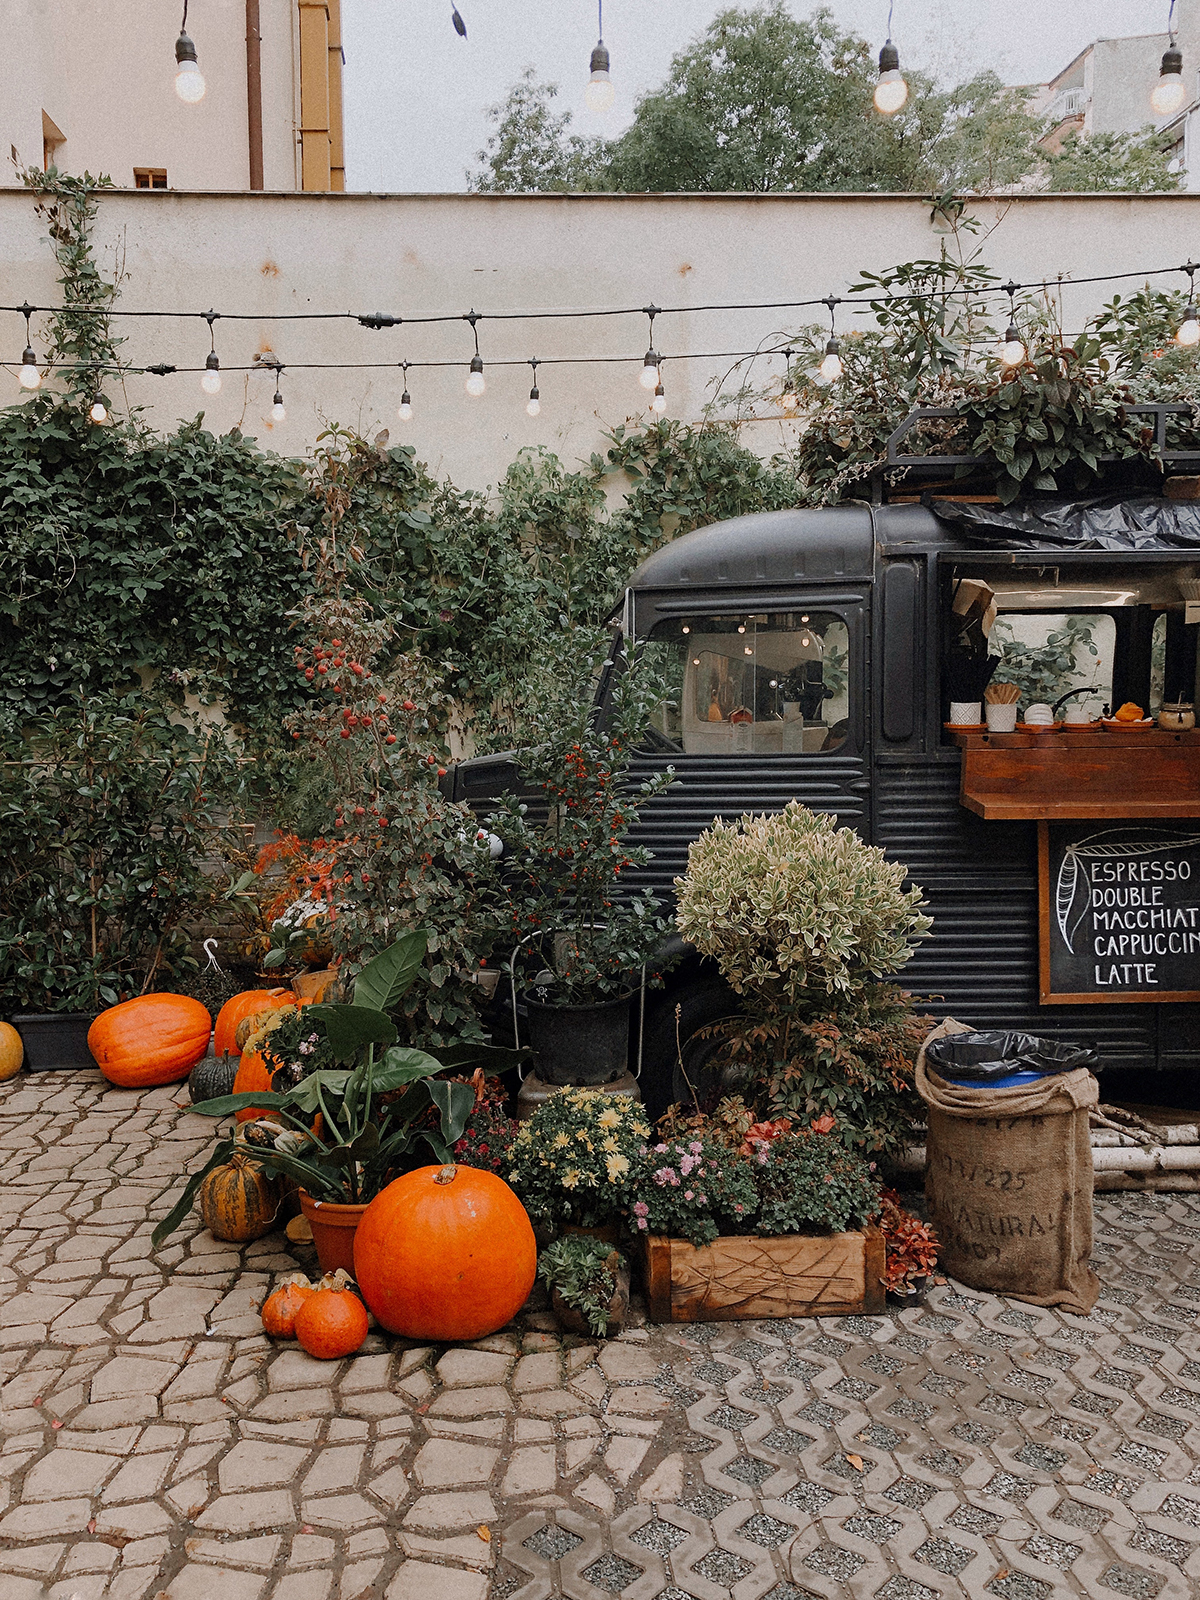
[2,0,345,192]
[1032,2,1200,187]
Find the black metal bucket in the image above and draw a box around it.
[523,990,631,1086]
[13,1013,97,1071]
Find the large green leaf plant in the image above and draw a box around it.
[152,931,515,1246]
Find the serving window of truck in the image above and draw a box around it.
[936,551,1200,1007]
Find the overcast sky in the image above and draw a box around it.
[340,0,1172,192]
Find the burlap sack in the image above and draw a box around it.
[916,1018,1099,1315]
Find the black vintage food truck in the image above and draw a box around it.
[447,411,1200,1115]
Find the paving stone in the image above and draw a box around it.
[502,1444,556,1496]
[195,1489,296,1532]
[412,1437,498,1488]
[435,1347,514,1386]
[20,1447,117,1500]
[386,1563,490,1600]
[220,1438,311,1492]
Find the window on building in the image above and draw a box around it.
[134,169,168,189]
[41,110,65,171]
[646,612,851,755]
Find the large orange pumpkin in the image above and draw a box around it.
[232,1047,276,1123]
[89,994,211,1088]
[354,1164,536,1341]
[213,988,292,1058]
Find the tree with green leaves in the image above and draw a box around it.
[1043,126,1179,193]
[467,4,1180,199]
[467,68,605,192]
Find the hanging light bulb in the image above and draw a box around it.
[999,323,1026,366]
[526,358,541,417]
[1152,46,1186,117]
[199,309,221,393]
[585,0,615,112]
[873,3,907,114]
[780,346,798,410]
[651,380,666,414]
[1177,266,1200,345]
[174,2,206,102]
[89,396,108,424]
[17,305,41,389]
[996,281,1025,367]
[397,362,413,420]
[466,353,486,397]
[817,296,843,380]
[269,365,286,422]
[639,305,662,389]
[820,337,842,381]
[18,347,41,389]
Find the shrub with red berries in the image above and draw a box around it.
[277,592,502,1045]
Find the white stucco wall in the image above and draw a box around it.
[4,187,1200,490]
[1,0,298,191]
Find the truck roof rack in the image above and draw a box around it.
[883,402,1200,474]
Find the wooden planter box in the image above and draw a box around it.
[642,1227,886,1323]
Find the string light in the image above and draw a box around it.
[1152,1,1186,117]
[17,304,41,390]
[174,1,206,103]
[269,362,286,422]
[397,361,413,420]
[819,297,842,380]
[1178,264,1200,345]
[526,357,541,417]
[464,311,485,396]
[586,0,615,113]
[89,391,109,424]
[874,2,908,115]
[200,309,221,394]
[651,362,667,413]
[639,305,661,390]
[998,281,1025,367]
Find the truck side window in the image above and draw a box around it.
[646,612,850,755]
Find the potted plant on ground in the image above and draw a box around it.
[537,1235,630,1338]
[152,930,510,1269]
[488,642,676,1089]
[506,1086,651,1239]
[0,692,241,1069]
[634,1111,886,1323]
[672,799,933,1158]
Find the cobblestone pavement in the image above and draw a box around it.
[4,1073,1200,1600]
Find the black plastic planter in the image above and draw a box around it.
[13,1013,96,1071]
[523,990,631,1086]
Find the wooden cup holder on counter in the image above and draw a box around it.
[949,726,1200,820]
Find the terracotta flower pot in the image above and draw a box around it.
[298,1191,368,1275]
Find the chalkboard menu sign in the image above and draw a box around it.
[1038,821,1200,1004]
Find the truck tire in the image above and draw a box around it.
[637,978,745,1122]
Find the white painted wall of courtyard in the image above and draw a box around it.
[2,188,1199,490]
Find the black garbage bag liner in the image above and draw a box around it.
[923,1029,1098,1082]
[927,494,1200,551]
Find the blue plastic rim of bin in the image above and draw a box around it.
[938,1067,1048,1089]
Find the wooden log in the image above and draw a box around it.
[642,1228,885,1323]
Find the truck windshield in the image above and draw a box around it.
[646,612,850,755]
[990,611,1117,718]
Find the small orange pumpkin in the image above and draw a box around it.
[261,1280,315,1338]
[232,1047,276,1123]
[89,994,212,1088]
[354,1164,536,1342]
[213,988,292,1057]
[294,1286,368,1359]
